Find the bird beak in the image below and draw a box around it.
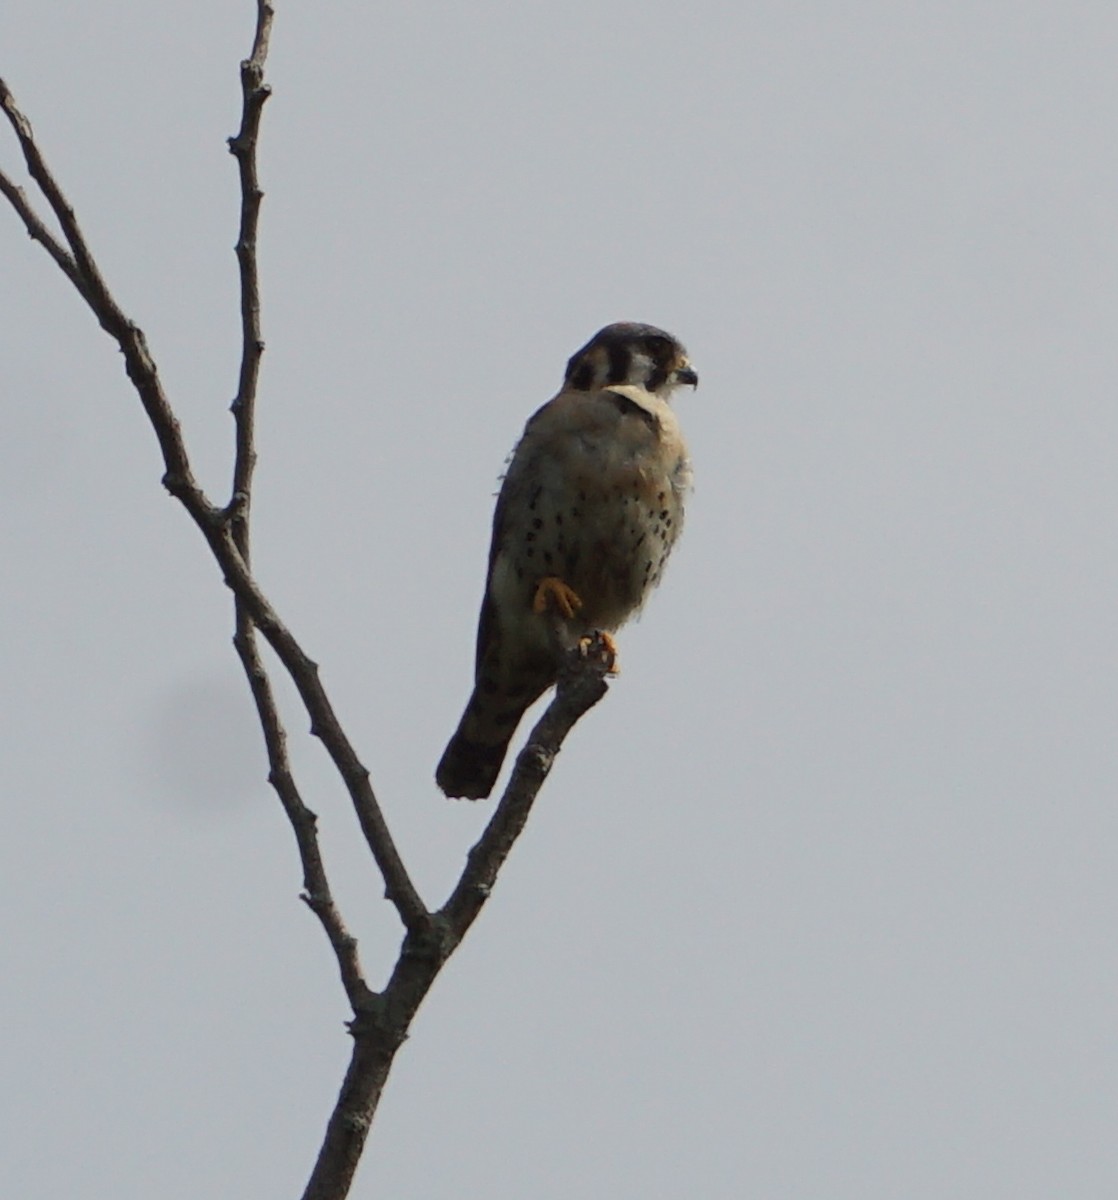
[674,366,699,388]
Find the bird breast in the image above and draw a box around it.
[499,386,692,632]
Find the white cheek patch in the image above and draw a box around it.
[626,350,655,384]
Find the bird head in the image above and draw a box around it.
[564,323,698,397]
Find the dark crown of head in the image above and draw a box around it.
[564,322,687,393]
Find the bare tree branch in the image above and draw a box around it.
[218,2,376,1015]
[441,634,614,932]
[232,620,373,1010]
[227,0,273,540]
[301,644,614,1200]
[0,46,430,936]
[0,79,115,301]
[0,146,82,289]
[198,521,434,933]
[1,78,207,507]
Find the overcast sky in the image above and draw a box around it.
[2,2,1116,1197]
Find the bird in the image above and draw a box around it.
[436,322,697,800]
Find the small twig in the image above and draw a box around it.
[233,616,373,1009]
[0,78,204,501]
[227,0,274,558]
[0,155,82,289]
[0,78,104,294]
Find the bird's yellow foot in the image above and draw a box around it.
[579,631,620,675]
[532,576,583,620]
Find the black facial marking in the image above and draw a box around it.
[568,362,595,390]
[645,364,670,393]
[606,341,630,385]
[564,324,687,397]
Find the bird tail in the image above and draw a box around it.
[436,687,536,799]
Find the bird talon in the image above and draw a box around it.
[579,631,620,675]
[532,575,583,620]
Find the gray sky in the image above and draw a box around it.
[2,2,1116,1197]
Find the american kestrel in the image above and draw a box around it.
[436,322,697,800]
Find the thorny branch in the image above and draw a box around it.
[0,6,614,1198]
